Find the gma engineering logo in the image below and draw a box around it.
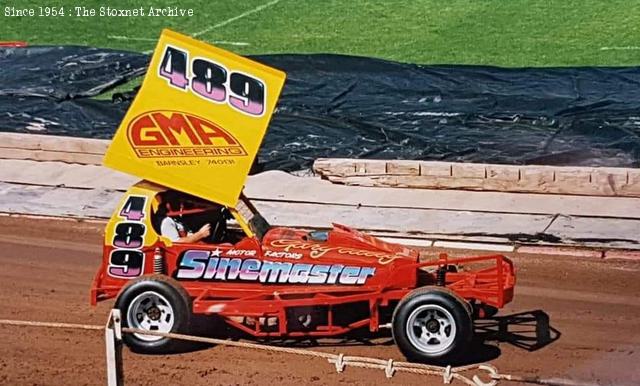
[127,110,248,158]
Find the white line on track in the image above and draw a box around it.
[212,41,251,46]
[600,46,640,50]
[106,1,280,46]
[193,0,282,37]
[109,35,250,46]
[108,35,157,41]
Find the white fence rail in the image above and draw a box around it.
[0,313,602,386]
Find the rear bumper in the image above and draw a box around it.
[418,253,516,308]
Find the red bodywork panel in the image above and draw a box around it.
[0,41,27,47]
[92,224,515,338]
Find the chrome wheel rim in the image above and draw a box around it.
[127,291,174,342]
[406,304,457,354]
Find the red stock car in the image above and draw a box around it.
[91,185,515,364]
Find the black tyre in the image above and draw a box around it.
[392,287,473,364]
[115,275,192,354]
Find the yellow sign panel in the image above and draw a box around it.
[103,29,286,207]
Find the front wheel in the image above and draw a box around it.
[115,275,192,354]
[392,287,473,364]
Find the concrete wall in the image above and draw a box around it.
[0,133,106,165]
[2,133,639,198]
[314,158,640,198]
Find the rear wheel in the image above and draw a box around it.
[392,287,473,364]
[115,275,191,354]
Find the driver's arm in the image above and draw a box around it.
[161,218,211,243]
[176,223,211,243]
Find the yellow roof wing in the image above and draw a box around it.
[103,29,286,207]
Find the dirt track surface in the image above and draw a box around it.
[0,216,639,386]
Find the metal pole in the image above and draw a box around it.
[105,309,124,386]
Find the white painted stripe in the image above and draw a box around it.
[108,35,156,41]
[516,245,603,258]
[377,237,433,247]
[433,240,515,252]
[109,35,250,47]
[193,0,282,37]
[600,46,640,51]
[213,41,251,46]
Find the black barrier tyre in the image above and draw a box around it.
[392,287,473,364]
[115,275,192,354]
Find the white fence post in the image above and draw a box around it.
[105,309,124,386]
